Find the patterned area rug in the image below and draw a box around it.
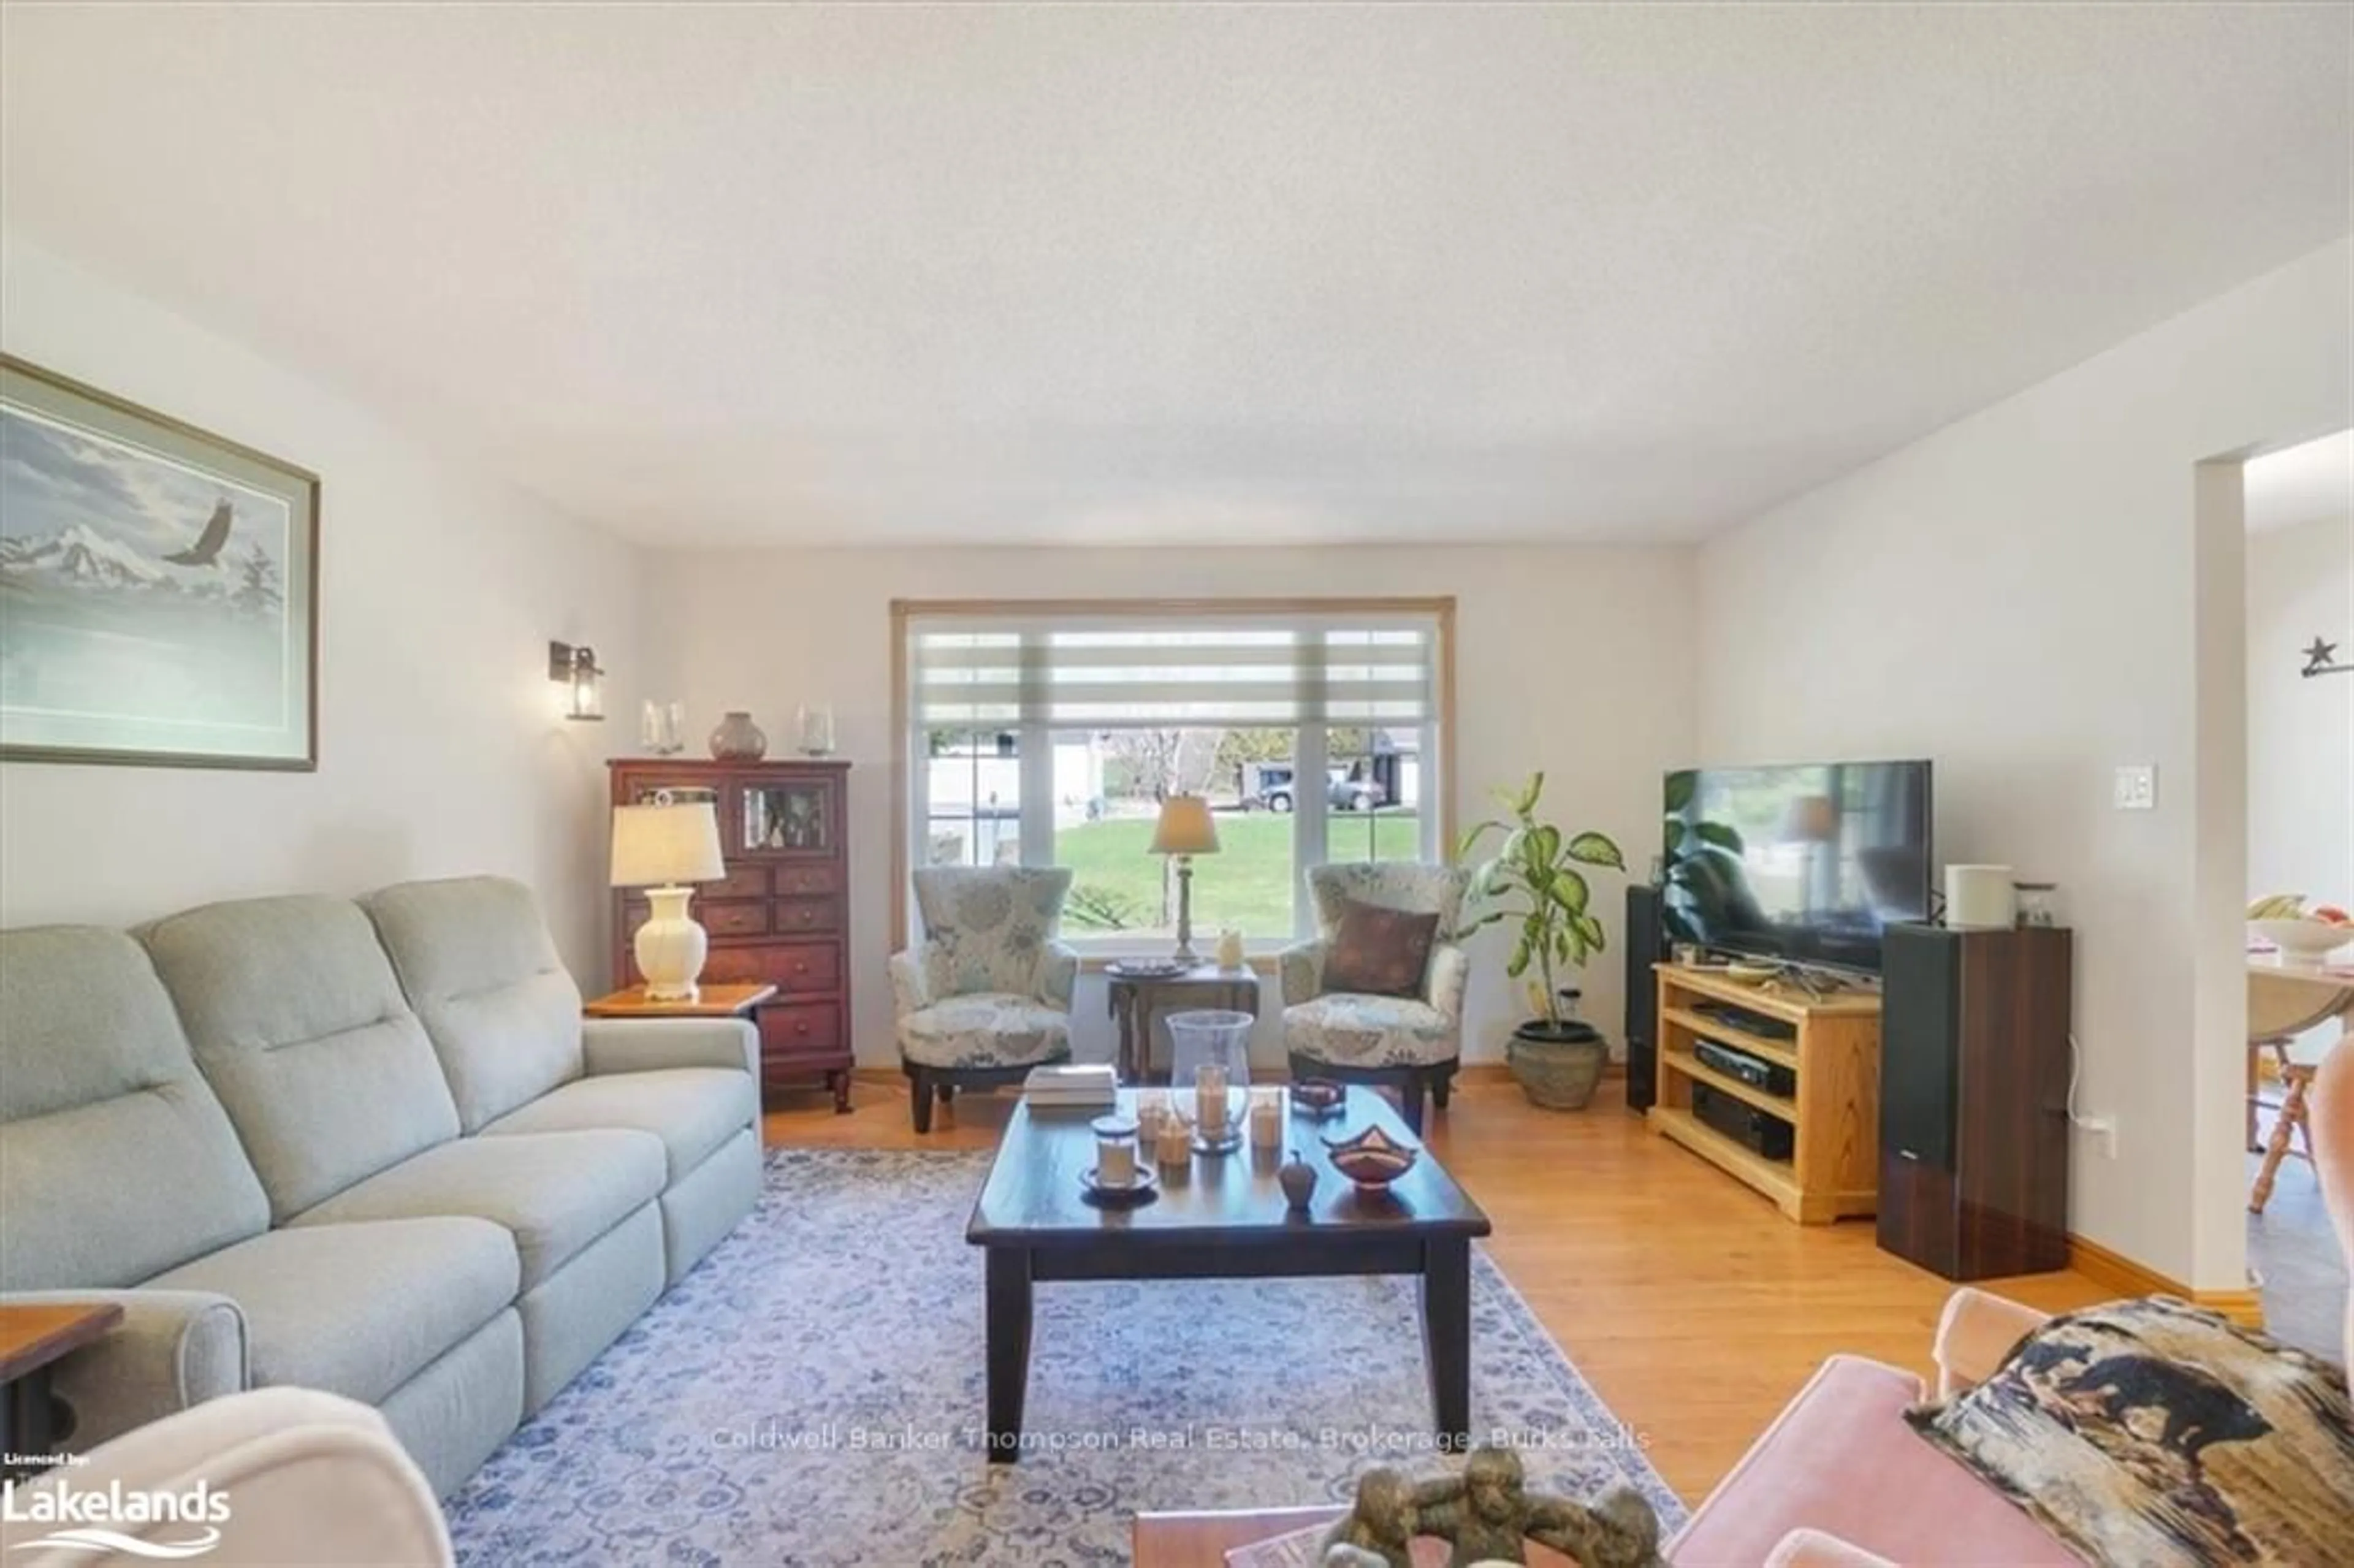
[444,1148,1685,1566]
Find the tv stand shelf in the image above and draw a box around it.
[1647,965,1883,1224]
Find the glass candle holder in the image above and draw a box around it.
[1168,1008,1252,1150]
[1092,1114,1140,1190]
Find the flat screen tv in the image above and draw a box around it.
[1663,759,1933,975]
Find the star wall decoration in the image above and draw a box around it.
[2302,636,2348,677]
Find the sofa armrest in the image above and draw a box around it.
[1764,1529,1901,1568]
[1931,1286,2051,1397]
[2,1288,248,1450]
[1278,939,1329,1007]
[0,1387,449,1566]
[1425,940,1470,1020]
[580,1016,757,1076]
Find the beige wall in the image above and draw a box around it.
[644,545,1697,1068]
[2247,509,2354,911]
[0,235,644,976]
[1695,237,2354,1289]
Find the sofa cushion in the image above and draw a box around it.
[1667,1354,2074,1567]
[140,895,462,1222]
[145,1217,516,1407]
[362,877,585,1133]
[288,1130,665,1290]
[482,1068,753,1183]
[1905,1296,2354,1568]
[0,926,270,1289]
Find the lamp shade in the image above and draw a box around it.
[610,802,725,888]
[1149,794,1221,856]
[1777,794,1839,845]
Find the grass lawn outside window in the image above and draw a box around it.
[1054,810,1423,942]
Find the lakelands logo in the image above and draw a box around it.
[1,1476,230,1558]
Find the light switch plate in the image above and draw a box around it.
[2113,764,2157,810]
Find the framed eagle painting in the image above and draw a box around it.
[0,355,319,769]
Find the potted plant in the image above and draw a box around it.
[1458,772,1625,1109]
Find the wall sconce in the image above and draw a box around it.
[548,641,605,720]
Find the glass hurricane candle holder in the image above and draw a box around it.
[1168,1008,1252,1153]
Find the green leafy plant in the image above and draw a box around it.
[1661,768,1746,945]
[1457,772,1626,1032]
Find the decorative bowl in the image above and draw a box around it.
[2250,918,2354,961]
[1290,1079,1346,1118]
[1320,1125,1420,1192]
[1105,959,1189,980]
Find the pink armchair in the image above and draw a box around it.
[1669,1027,2353,1567]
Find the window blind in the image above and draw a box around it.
[908,614,1439,729]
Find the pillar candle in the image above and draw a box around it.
[1197,1064,1228,1135]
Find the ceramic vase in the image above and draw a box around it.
[708,711,768,761]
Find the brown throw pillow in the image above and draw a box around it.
[1324,900,1441,997]
[1904,1295,2354,1567]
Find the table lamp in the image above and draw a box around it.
[611,802,727,1000]
[1149,794,1221,963]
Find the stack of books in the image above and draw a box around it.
[1023,1063,1118,1111]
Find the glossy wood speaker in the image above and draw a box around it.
[1877,923,2073,1280]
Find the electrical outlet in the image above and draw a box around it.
[2076,1116,2118,1159]
[2112,765,2157,811]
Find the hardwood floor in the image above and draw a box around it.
[760,1073,2112,1505]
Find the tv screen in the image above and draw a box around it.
[1663,760,1932,974]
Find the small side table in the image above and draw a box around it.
[1107,964,1261,1083]
[584,982,779,1019]
[1,1301,122,1475]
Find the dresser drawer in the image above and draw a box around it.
[772,896,840,936]
[622,896,768,938]
[772,864,840,897]
[699,900,769,938]
[760,1001,845,1066]
[685,940,841,994]
[708,864,770,901]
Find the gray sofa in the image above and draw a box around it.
[0,875,761,1497]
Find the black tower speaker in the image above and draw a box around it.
[1623,883,1667,1112]
[1878,922,2073,1280]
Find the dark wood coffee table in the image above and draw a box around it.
[1,1301,121,1477]
[966,1086,1491,1464]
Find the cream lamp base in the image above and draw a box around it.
[633,885,709,1002]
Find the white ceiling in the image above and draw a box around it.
[2245,429,2354,533]
[3,4,2348,549]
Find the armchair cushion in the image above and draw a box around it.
[898,995,1072,1069]
[1904,1295,2354,1568]
[1667,1354,2072,1567]
[1324,900,1441,997]
[1284,993,1459,1067]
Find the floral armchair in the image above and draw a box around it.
[891,865,1080,1131]
[1279,862,1472,1133]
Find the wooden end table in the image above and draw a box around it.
[1,1301,122,1475]
[1107,963,1261,1083]
[584,981,779,1019]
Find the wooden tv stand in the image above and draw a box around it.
[1647,964,1883,1224]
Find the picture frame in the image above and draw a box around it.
[0,354,319,770]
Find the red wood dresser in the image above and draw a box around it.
[608,758,853,1111]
